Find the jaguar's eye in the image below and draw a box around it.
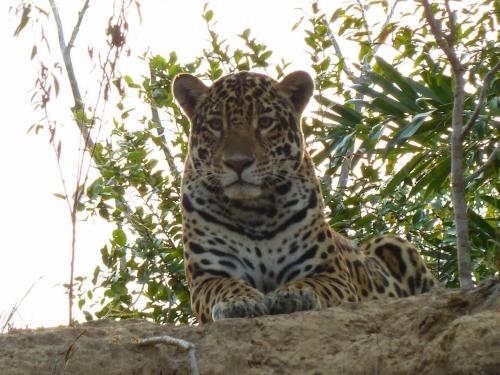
[207,118,223,132]
[258,117,273,129]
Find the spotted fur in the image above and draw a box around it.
[172,71,437,323]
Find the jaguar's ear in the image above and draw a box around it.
[172,74,209,119]
[277,71,314,114]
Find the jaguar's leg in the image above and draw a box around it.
[361,235,439,296]
[264,273,359,315]
[190,277,268,323]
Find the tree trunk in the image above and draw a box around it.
[450,70,473,288]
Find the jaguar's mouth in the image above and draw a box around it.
[223,180,262,200]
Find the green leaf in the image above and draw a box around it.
[112,228,127,246]
[405,79,444,104]
[468,209,496,239]
[358,42,372,60]
[291,16,304,31]
[260,50,273,61]
[365,71,421,112]
[385,110,435,155]
[329,102,363,123]
[240,28,251,40]
[353,122,385,164]
[423,72,454,104]
[314,110,357,127]
[203,9,213,22]
[375,57,418,100]
[381,153,426,197]
[369,97,406,116]
[410,156,450,198]
[83,311,93,321]
[478,195,500,209]
[319,57,330,71]
[13,5,31,37]
[353,84,409,115]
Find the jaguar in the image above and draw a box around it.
[172,70,437,323]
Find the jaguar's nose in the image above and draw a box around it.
[223,155,255,174]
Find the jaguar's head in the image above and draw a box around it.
[173,71,313,200]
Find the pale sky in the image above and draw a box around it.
[1,0,320,328]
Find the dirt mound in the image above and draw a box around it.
[1,280,499,374]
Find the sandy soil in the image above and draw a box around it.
[1,280,499,374]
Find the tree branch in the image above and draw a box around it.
[320,17,355,190]
[355,0,374,46]
[444,0,457,46]
[137,335,200,375]
[321,16,355,80]
[149,67,181,185]
[421,0,463,72]
[421,0,473,289]
[374,0,400,56]
[461,61,500,139]
[49,0,93,149]
[67,0,90,51]
[465,146,499,184]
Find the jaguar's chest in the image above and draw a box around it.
[181,168,325,293]
[187,223,323,293]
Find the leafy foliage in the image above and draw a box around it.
[76,1,499,323]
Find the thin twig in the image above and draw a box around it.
[465,146,499,184]
[461,61,500,139]
[62,330,87,370]
[355,0,374,46]
[137,335,200,375]
[44,1,141,325]
[67,0,90,51]
[0,277,41,333]
[49,0,94,326]
[376,0,400,56]
[321,16,355,80]
[50,329,87,374]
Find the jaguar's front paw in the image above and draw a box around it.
[212,297,269,321]
[264,288,321,315]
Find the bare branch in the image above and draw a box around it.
[319,16,355,190]
[149,67,182,184]
[421,0,463,72]
[150,105,182,183]
[0,277,41,333]
[444,0,457,46]
[465,146,499,184]
[320,15,356,191]
[461,61,500,139]
[67,0,90,51]
[321,16,355,80]
[137,335,200,375]
[48,0,94,149]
